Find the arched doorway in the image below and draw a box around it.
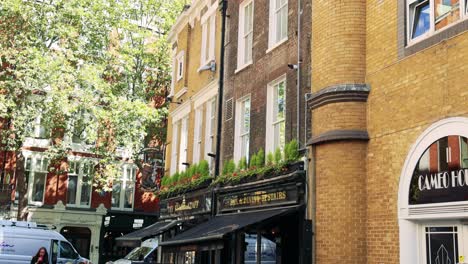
[60,226,91,259]
[398,117,468,264]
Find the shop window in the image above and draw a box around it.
[237,0,254,70]
[423,226,460,264]
[407,0,468,44]
[243,234,278,264]
[67,159,94,207]
[234,96,251,163]
[268,0,288,49]
[24,154,49,204]
[266,77,286,155]
[112,164,136,210]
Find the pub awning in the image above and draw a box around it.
[159,206,300,247]
[116,220,180,247]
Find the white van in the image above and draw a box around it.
[109,238,158,264]
[0,220,91,264]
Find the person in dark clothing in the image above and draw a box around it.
[31,247,49,264]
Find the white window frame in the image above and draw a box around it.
[66,158,94,208]
[406,0,468,45]
[29,115,49,139]
[418,223,464,264]
[176,51,185,81]
[170,121,180,175]
[237,0,254,71]
[265,76,286,155]
[178,115,189,172]
[201,14,216,67]
[23,152,49,206]
[268,0,288,50]
[193,106,204,164]
[111,164,137,211]
[233,96,251,163]
[205,97,217,169]
[169,48,177,97]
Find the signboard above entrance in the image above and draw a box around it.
[409,135,468,205]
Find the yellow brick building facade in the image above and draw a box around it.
[165,0,222,177]
[309,0,468,263]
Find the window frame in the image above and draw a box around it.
[206,98,217,166]
[266,76,286,155]
[406,0,468,45]
[237,0,254,71]
[268,0,288,49]
[200,14,216,67]
[170,121,180,176]
[234,96,251,163]
[178,115,189,172]
[111,164,137,211]
[66,158,95,208]
[176,51,185,81]
[24,153,49,206]
[193,106,204,164]
[418,223,464,264]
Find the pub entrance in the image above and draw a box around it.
[160,170,311,264]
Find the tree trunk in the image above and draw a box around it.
[15,152,27,220]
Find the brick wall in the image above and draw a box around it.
[221,0,312,163]
[366,0,468,261]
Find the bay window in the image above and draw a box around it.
[67,159,94,207]
[269,0,288,48]
[112,164,136,210]
[234,96,251,163]
[266,77,286,154]
[407,0,468,43]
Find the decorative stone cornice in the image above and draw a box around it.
[307,84,370,110]
[307,130,369,145]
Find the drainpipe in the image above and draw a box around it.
[212,0,228,218]
[296,0,302,145]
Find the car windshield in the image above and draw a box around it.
[125,247,153,261]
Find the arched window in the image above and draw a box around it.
[398,117,468,264]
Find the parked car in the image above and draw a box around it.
[109,238,158,264]
[0,220,91,264]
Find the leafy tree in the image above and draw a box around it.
[0,0,185,217]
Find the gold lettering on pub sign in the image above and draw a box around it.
[167,199,200,214]
[223,191,287,208]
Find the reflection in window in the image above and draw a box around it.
[434,0,460,30]
[425,226,459,264]
[67,159,94,207]
[112,165,136,210]
[273,80,286,152]
[24,155,49,203]
[243,234,278,264]
[411,0,431,39]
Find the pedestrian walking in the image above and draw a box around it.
[31,247,49,264]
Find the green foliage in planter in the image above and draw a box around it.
[197,160,210,177]
[238,157,248,171]
[284,140,300,163]
[249,154,258,168]
[257,149,265,167]
[222,159,236,175]
[266,152,274,165]
[274,147,282,164]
